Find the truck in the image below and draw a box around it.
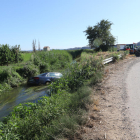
[124,43,137,54]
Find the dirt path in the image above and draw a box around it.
[126,61,140,139]
[80,55,140,140]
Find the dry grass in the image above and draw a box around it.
[94,51,119,59]
[101,90,105,95]
[93,105,100,111]
[93,99,99,106]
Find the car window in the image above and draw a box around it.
[38,73,47,77]
[49,73,56,77]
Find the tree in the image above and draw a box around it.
[32,39,36,52]
[38,40,41,51]
[84,19,115,51]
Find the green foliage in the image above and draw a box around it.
[0,50,72,93]
[16,62,39,78]
[33,50,72,71]
[0,44,23,65]
[120,50,129,59]
[0,68,23,91]
[112,53,119,62]
[108,47,118,52]
[84,19,115,51]
[90,70,103,85]
[67,49,83,59]
[0,52,105,139]
[50,55,103,92]
[0,83,11,93]
[39,62,50,73]
[0,87,91,140]
[67,49,94,60]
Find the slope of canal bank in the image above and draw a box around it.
[80,55,139,139]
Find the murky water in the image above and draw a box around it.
[0,85,51,121]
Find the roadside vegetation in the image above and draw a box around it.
[0,51,104,140]
[0,47,129,139]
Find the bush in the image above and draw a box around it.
[39,62,50,73]
[50,55,104,92]
[67,49,83,59]
[0,68,23,87]
[16,62,39,78]
[0,44,23,65]
[121,50,129,59]
[112,53,120,62]
[33,50,72,71]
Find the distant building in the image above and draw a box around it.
[116,44,126,50]
[43,46,50,51]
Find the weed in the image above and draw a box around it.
[121,50,129,59]
[112,53,119,62]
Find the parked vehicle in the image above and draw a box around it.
[125,44,137,54]
[135,47,140,57]
[125,46,130,51]
[27,72,63,85]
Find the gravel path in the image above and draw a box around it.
[126,61,140,139]
[81,55,140,140]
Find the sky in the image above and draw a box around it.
[0,0,140,50]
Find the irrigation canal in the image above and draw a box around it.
[0,85,51,121]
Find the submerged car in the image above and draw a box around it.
[27,72,63,85]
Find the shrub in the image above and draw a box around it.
[50,55,104,92]
[39,62,50,73]
[112,53,119,62]
[0,68,23,87]
[0,44,23,65]
[33,50,72,71]
[121,50,129,59]
[67,49,83,59]
[16,62,39,78]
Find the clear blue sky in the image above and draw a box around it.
[0,0,140,50]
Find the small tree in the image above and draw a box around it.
[84,19,115,51]
[32,39,36,52]
[1,44,11,65]
[38,40,41,51]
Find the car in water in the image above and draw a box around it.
[27,72,63,85]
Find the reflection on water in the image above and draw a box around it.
[0,85,51,121]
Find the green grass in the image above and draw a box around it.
[21,53,33,62]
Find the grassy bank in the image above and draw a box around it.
[0,53,104,140]
[0,49,129,139]
[0,49,128,93]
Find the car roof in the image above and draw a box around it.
[37,72,62,76]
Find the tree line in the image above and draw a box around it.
[0,44,23,66]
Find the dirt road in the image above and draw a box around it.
[81,55,140,140]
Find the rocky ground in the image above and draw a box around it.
[79,55,140,140]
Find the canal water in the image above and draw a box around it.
[0,85,50,121]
